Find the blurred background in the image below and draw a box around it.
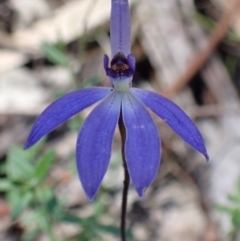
[0,0,240,240]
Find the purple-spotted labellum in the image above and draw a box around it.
[24,0,208,201]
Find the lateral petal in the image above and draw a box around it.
[122,93,161,197]
[76,92,121,201]
[131,88,209,160]
[111,0,131,57]
[24,87,112,149]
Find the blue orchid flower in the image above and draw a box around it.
[25,0,208,201]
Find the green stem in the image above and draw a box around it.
[118,112,129,241]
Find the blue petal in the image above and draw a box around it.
[76,92,121,201]
[111,0,131,57]
[127,54,136,73]
[24,87,112,149]
[103,54,109,75]
[122,93,161,197]
[131,88,209,160]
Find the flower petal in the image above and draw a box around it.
[122,93,161,197]
[76,92,121,201]
[131,88,209,160]
[111,0,131,57]
[24,87,112,149]
[127,54,136,73]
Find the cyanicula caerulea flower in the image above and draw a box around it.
[25,0,208,201]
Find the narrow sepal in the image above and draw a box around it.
[131,88,209,160]
[76,92,121,201]
[111,0,131,57]
[122,92,161,197]
[24,87,112,149]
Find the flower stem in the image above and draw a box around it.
[118,112,129,241]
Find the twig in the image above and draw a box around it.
[186,103,240,118]
[162,0,240,98]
